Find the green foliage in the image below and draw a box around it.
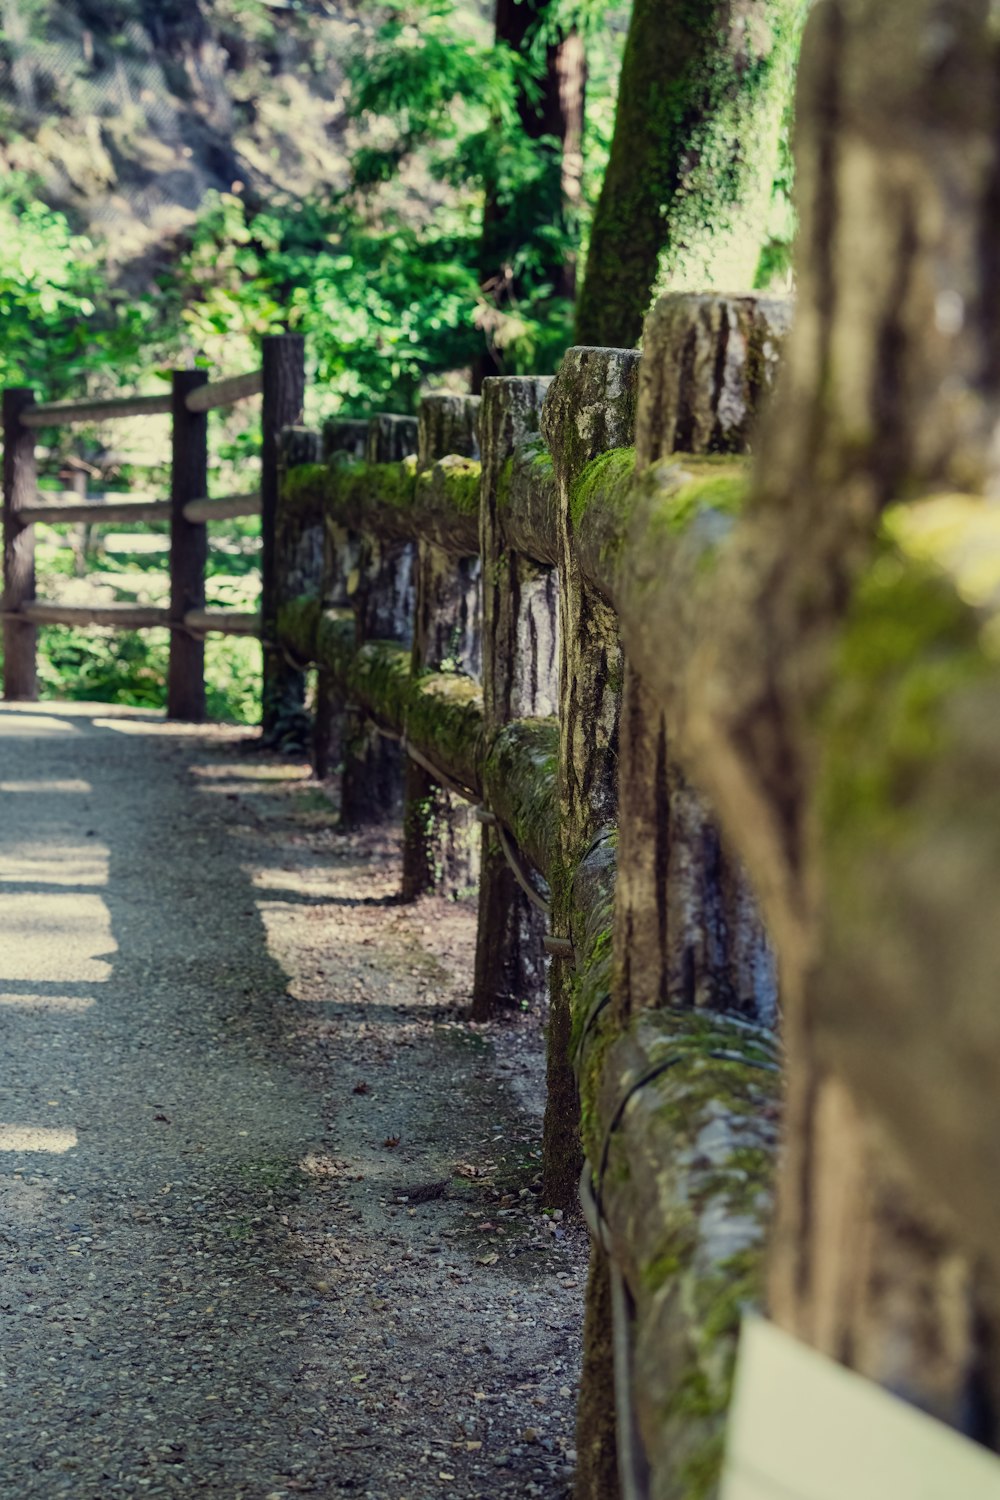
[0,175,150,399]
[176,191,482,416]
[345,0,624,377]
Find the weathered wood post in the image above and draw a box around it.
[313,420,368,780]
[2,388,38,701]
[261,333,307,742]
[572,297,789,1500]
[339,414,418,829]
[541,348,640,1208]
[615,294,788,1027]
[400,394,482,901]
[473,376,555,1018]
[272,425,325,751]
[167,370,209,721]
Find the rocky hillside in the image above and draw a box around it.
[0,0,368,269]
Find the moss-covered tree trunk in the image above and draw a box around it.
[574,0,803,349]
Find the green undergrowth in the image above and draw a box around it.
[27,522,262,722]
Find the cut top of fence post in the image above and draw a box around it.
[541,348,641,486]
[479,377,553,484]
[636,293,793,470]
[417,394,481,470]
[324,419,369,461]
[280,426,323,471]
[365,415,418,464]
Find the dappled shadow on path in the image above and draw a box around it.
[0,702,364,1497]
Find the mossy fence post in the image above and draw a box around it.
[400,394,482,901]
[167,369,209,722]
[314,421,367,780]
[339,414,418,830]
[540,348,640,1212]
[473,376,555,1019]
[271,425,325,750]
[260,332,306,742]
[2,387,38,702]
[571,296,788,1500]
[615,295,785,1026]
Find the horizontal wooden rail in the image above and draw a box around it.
[17,601,170,629]
[184,370,263,415]
[4,603,261,636]
[22,497,173,526]
[183,492,262,523]
[183,609,260,636]
[21,394,173,429]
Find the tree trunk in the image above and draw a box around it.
[575,0,803,349]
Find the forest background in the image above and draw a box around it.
[0,0,800,720]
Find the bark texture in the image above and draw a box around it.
[403,395,482,902]
[271,427,324,753]
[575,0,803,348]
[475,377,555,1019]
[339,415,418,831]
[2,388,37,701]
[260,334,306,742]
[540,347,640,1211]
[167,370,208,723]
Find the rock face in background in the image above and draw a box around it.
[0,0,365,269]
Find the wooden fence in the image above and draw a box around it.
[7,2,1000,1493]
[267,296,789,1500]
[1,334,304,725]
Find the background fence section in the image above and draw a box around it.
[1,335,303,724]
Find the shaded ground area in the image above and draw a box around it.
[0,704,585,1499]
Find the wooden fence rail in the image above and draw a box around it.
[1,340,299,721]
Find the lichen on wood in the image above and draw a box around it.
[475,377,557,1019]
[482,717,560,882]
[584,1011,781,1500]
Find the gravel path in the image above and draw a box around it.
[0,704,585,1500]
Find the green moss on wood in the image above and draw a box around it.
[282,462,328,509]
[574,0,804,347]
[483,717,559,879]
[276,595,322,661]
[820,543,993,859]
[570,447,636,531]
[433,457,481,516]
[406,671,484,791]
